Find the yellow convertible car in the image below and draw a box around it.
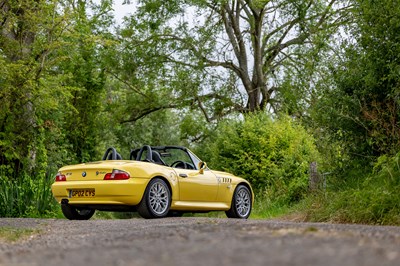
[52,145,253,220]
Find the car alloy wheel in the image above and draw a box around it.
[148,181,169,215]
[225,185,252,219]
[235,187,251,217]
[138,178,171,219]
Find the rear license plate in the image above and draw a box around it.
[69,189,95,198]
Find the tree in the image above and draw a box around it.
[0,0,115,175]
[0,0,74,175]
[117,0,351,123]
[58,0,115,163]
[312,0,400,158]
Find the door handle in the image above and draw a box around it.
[179,173,188,178]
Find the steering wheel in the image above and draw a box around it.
[171,160,187,169]
[102,147,119,160]
[136,145,153,162]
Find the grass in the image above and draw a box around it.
[251,195,295,219]
[295,188,400,225]
[288,159,400,225]
[189,191,297,220]
[0,173,59,218]
[0,227,39,242]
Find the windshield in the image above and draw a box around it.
[131,146,201,170]
[156,147,195,169]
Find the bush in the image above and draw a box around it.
[304,152,400,225]
[201,113,320,204]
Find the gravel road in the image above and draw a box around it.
[0,217,400,266]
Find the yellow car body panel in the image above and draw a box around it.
[174,169,219,202]
[52,146,254,218]
[52,178,149,205]
[52,160,180,205]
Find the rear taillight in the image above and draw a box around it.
[104,169,130,180]
[55,173,66,182]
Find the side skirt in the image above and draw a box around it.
[170,201,230,211]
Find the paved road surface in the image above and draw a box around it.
[0,218,400,266]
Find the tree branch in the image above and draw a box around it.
[263,0,339,71]
[108,71,150,99]
[120,92,245,124]
[120,104,181,124]
[159,34,243,77]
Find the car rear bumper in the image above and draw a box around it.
[51,178,149,206]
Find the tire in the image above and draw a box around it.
[138,178,171,219]
[225,185,252,219]
[61,204,95,220]
[167,211,184,217]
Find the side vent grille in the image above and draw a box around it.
[218,177,232,183]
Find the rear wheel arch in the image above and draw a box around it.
[137,177,172,219]
[137,175,174,203]
[152,175,174,198]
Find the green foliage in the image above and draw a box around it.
[0,0,399,225]
[285,0,400,225]
[0,0,75,176]
[250,191,297,219]
[56,0,115,163]
[303,153,400,225]
[0,0,116,176]
[0,174,58,218]
[122,0,349,116]
[201,113,319,204]
[114,111,183,156]
[312,0,400,159]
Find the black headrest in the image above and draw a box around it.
[151,151,164,165]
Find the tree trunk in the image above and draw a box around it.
[0,1,38,176]
[309,162,322,192]
[247,87,261,112]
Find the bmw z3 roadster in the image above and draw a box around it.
[52,145,253,220]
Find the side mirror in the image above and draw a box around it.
[198,161,207,174]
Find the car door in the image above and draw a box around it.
[174,168,219,202]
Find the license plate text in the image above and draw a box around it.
[70,189,95,198]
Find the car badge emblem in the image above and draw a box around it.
[82,171,87,177]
